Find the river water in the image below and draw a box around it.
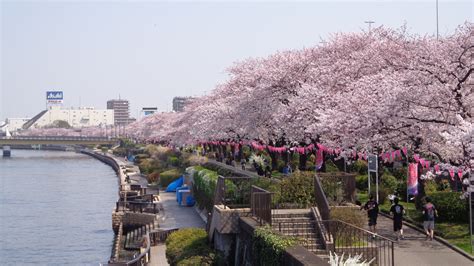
[0,149,117,265]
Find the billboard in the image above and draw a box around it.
[46,91,64,104]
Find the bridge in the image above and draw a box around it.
[0,136,118,146]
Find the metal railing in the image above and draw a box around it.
[251,186,273,225]
[322,220,394,266]
[149,228,179,245]
[275,219,395,266]
[314,175,331,221]
[115,201,160,214]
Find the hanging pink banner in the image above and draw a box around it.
[425,161,430,169]
[419,159,425,168]
[402,147,408,156]
[413,154,420,163]
[458,169,463,180]
[408,163,418,195]
[315,149,324,170]
[434,164,440,173]
[449,169,455,180]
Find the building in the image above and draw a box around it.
[23,106,114,129]
[3,117,31,132]
[141,107,158,118]
[172,97,195,112]
[107,99,135,125]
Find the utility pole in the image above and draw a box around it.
[365,21,375,32]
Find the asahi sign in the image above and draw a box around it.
[46,91,63,104]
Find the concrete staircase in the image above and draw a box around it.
[124,218,160,250]
[271,210,326,255]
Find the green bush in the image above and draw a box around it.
[253,226,296,266]
[167,156,180,167]
[437,179,451,192]
[165,228,214,266]
[352,160,368,175]
[160,169,182,187]
[396,181,408,201]
[279,172,314,207]
[325,160,339,173]
[193,167,219,212]
[391,166,407,180]
[424,180,437,194]
[428,192,469,223]
[356,175,368,191]
[331,207,365,228]
[177,256,214,266]
[381,172,398,193]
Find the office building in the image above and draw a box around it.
[107,99,134,125]
[172,97,195,112]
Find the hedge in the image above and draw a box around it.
[192,167,219,212]
[160,169,181,187]
[428,192,469,223]
[280,172,314,207]
[252,226,296,266]
[165,228,214,266]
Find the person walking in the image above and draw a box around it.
[361,194,379,238]
[422,197,438,241]
[389,197,405,240]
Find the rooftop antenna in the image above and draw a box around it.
[364,20,375,32]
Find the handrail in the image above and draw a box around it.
[251,185,273,225]
[313,175,330,220]
[124,234,151,266]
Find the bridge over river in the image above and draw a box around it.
[0,136,118,146]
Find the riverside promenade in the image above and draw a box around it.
[375,215,472,266]
[149,190,206,266]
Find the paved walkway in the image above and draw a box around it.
[149,190,206,266]
[375,215,472,266]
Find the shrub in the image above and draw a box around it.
[356,175,368,191]
[381,172,398,193]
[396,181,408,201]
[391,166,407,180]
[279,172,314,207]
[253,226,296,266]
[352,160,368,175]
[325,160,339,173]
[437,179,451,192]
[177,256,214,266]
[428,192,469,223]
[167,156,181,167]
[183,154,208,167]
[193,167,219,212]
[165,228,214,266]
[424,180,437,194]
[160,169,181,187]
[330,207,365,229]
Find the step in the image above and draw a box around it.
[272,217,315,223]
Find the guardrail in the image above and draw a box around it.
[324,219,394,265]
[275,219,395,266]
[251,185,273,226]
[115,201,160,214]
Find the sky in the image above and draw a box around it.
[0,0,472,121]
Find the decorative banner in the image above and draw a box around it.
[419,158,425,168]
[315,149,324,170]
[449,168,455,181]
[402,147,408,156]
[434,164,440,173]
[413,154,420,163]
[425,160,430,169]
[408,163,418,196]
[458,169,463,180]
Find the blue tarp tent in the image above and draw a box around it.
[165,176,184,192]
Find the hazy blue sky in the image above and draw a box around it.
[1,0,472,120]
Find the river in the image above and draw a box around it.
[0,149,117,265]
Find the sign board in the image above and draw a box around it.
[46,91,64,104]
[368,155,378,171]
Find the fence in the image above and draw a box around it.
[274,219,395,266]
[317,173,356,204]
[250,186,273,225]
[322,220,394,266]
[116,201,160,214]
